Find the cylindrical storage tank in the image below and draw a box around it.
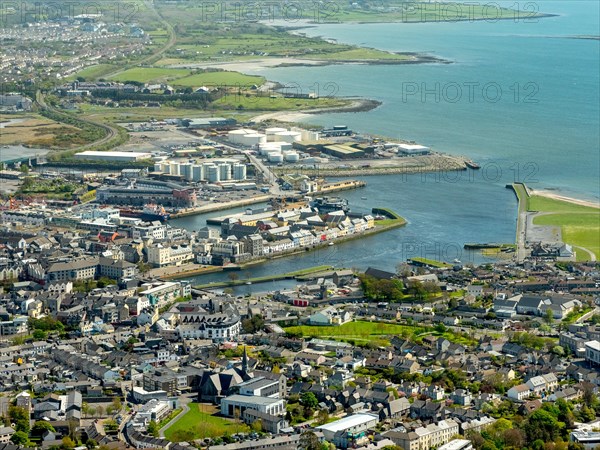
[284,151,300,162]
[232,163,247,180]
[274,131,301,143]
[227,129,249,144]
[265,127,287,141]
[268,152,284,163]
[240,133,267,146]
[204,163,220,183]
[280,142,293,151]
[219,163,231,181]
[169,163,180,176]
[301,130,319,141]
[192,164,203,182]
[179,163,193,180]
[153,163,162,172]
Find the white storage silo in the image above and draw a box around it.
[284,151,300,163]
[204,163,220,183]
[169,162,180,176]
[274,131,301,143]
[301,130,320,141]
[265,127,288,142]
[219,163,232,181]
[192,164,204,182]
[268,152,284,163]
[240,133,267,146]
[179,163,193,180]
[153,163,162,172]
[232,163,247,180]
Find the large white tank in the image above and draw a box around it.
[301,130,320,141]
[169,162,180,176]
[240,133,267,146]
[273,131,301,143]
[284,151,300,162]
[192,164,204,182]
[179,163,193,180]
[268,152,284,163]
[153,163,162,172]
[265,127,288,142]
[219,163,232,181]
[204,163,220,183]
[227,128,254,144]
[232,163,247,180]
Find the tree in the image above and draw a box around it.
[32,329,47,340]
[316,408,330,425]
[86,439,98,449]
[62,436,76,449]
[10,431,29,445]
[251,419,262,432]
[19,164,29,174]
[9,405,30,433]
[147,420,159,437]
[301,392,318,409]
[545,308,554,325]
[32,420,56,434]
[524,409,560,443]
[242,314,265,333]
[299,431,320,450]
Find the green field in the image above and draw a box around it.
[164,403,249,442]
[109,67,191,83]
[69,64,118,80]
[528,195,600,260]
[172,72,265,87]
[284,320,477,347]
[214,94,348,111]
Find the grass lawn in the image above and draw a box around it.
[409,257,452,269]
[528,195,600,260]
[172,72,265,87]
[306,48,411,61]
[68,64,117,80]
[164,403,249,442]
[109,67,191,83]
[284,320,476,347]
[214,94,348,111]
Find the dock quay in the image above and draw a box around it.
[317,180,366,194]
[170,195,271,219]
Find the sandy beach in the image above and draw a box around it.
[531,189,600,209]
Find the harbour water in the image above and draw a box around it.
[176,1,599,282]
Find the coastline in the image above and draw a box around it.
[167,54,449,71]
[529,189,600,209]
[252,98,382,123]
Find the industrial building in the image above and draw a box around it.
[185,117,236,129]
[323,144,365,159]
[96,179,197,207]
[396,143,431,156]
[75,151,152,162]
[220,394,286,418]
[316,413,379,448]
[153,160,247,183]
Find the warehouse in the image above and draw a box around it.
[396,143,431,156]
[316,413,379,448]
[220,394,286,417]
[186,117,237,129]
[323,144,365,159]
[74,151,152,162]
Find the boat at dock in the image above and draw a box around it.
[119,203,170,222]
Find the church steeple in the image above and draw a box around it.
[242,345,248,373]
